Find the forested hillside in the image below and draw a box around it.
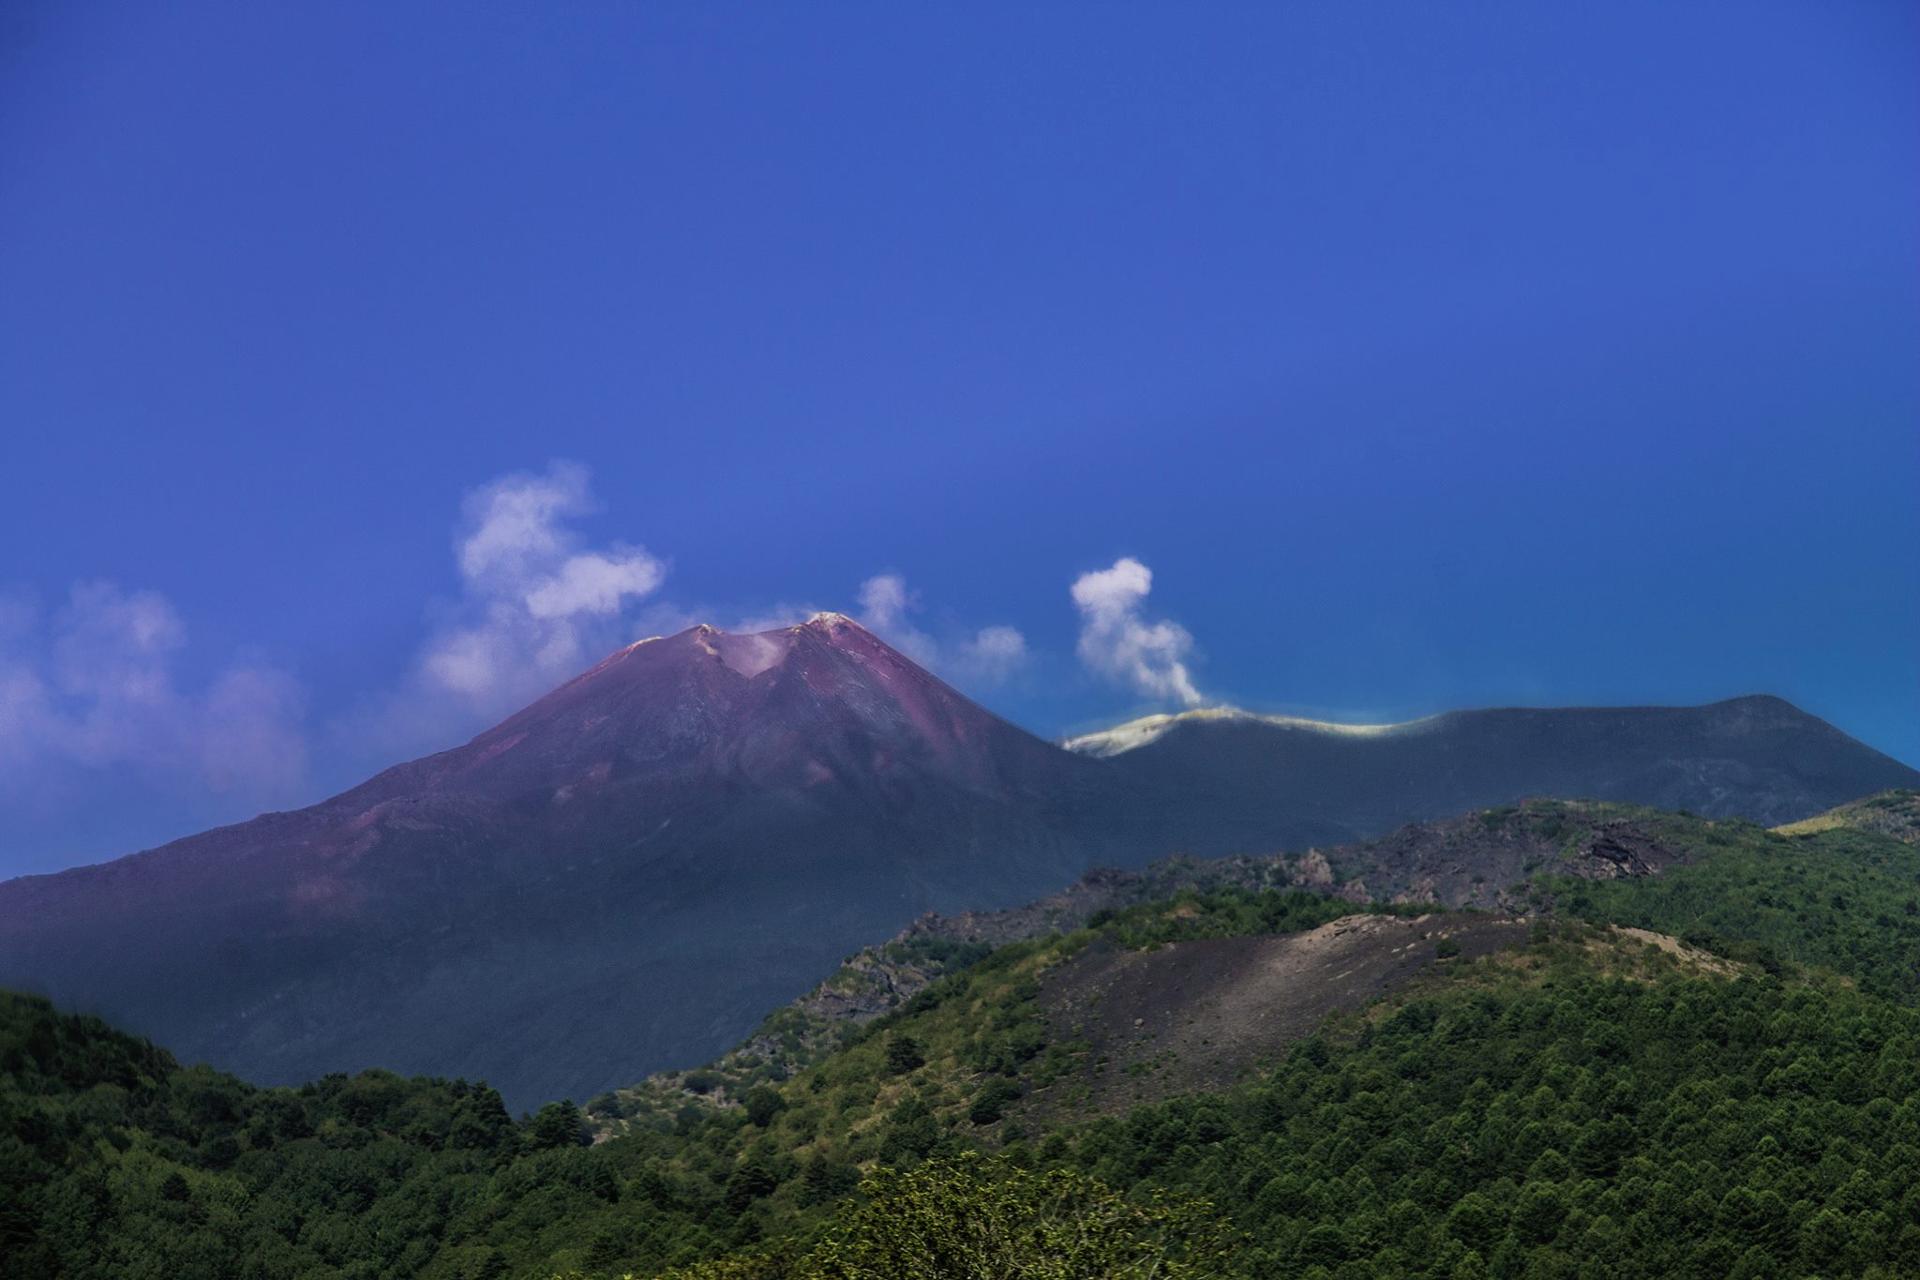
[6,801,1920,1278]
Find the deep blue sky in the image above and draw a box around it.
[1,2,1915,877]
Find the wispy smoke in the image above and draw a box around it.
[1070,557,1202,706]
[855,573,1028,685]
[0,582,308,806]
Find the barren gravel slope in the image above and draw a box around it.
[1035,913,1533,1114]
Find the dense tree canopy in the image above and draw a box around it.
[5,812,1919,1278]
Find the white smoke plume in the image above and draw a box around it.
[1070,557,1202,705]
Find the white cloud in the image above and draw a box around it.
[1070,557,1202,706]
[854,572,1028,686]
[0,582,308,805]
[418,462,668,706]
[525,551,665,620]
[342,462,672,759]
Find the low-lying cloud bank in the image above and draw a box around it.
[0,583,308,813]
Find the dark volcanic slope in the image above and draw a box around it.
[0,616,1112,1110]
[1081,697,1920,855]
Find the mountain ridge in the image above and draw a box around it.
[1061,692,1848,756]
[2,621,1914,1108]
[1094,691,1919,857]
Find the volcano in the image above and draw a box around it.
[0,616,1114,1108]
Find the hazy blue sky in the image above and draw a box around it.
[1,2,1914,876]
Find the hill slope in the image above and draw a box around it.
[588,799,1703,1112]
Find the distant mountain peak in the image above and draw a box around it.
[657,614,881,679]
[445,615,1055,800]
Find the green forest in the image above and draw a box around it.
[5,797,1919,1279]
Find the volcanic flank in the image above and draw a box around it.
[2,616,1913,1108]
